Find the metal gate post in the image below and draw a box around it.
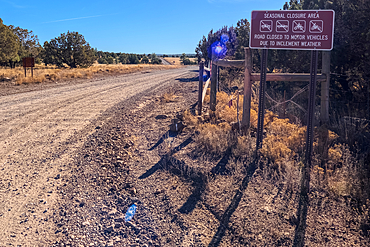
[306,50,318,169]
[256,49,268,151]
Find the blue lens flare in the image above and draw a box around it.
[210,41,227,60]
[215,45,223,54]
[220,34,229,43]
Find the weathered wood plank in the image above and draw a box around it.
[241,48,252,130]
[198,62,204,115]
[210,64,218,111]
[250,73,326,82]
[213,59,244,68]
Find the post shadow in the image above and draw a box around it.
[178,178,206,214]
[208,158,258,247]
[292,166,310,247]
[210,148,233,176]
[140,137,193,179]
[148,131,178,151]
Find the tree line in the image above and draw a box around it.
[96,52,162,65]
[0,18,163,68]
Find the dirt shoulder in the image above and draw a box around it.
[49,69,369,246]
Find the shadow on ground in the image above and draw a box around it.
[176,76,199,83]
[208,158,258,247]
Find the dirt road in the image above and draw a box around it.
[0,66,195,246]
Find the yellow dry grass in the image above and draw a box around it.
[160,92,178,103]
[162,57,197,65]
[187,90,343,167]
[0,64,180,85]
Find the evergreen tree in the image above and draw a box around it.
[141,55,149,64]
[119,53,129,64]
[43,31,95,68]
[128,54,139,64]
[0,18,19,68]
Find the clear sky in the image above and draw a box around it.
[0,0,287,54]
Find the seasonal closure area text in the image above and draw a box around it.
[250,10,335,51]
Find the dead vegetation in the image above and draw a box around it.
[0,63,180,85]
[180,85,370,243]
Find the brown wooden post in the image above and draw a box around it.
[283,90,286,119]
[241,47,252,131]
[210,61,218,111]
[198,62,204,115]
[321,51,330,125]
[24,68,26,77]
[31,67,33,77]
[319,51,331,168]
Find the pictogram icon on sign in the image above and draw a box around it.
[309,20,323,33]
[260,20,272,32]
[276,20,289,32]
[292,20,306,33]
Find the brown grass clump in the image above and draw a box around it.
[183,110,199,127]
[260,118,307,163]
[203,90,260,127]
[196,122,231,154]
[161,92,177,103]
[232,135,254,158]
[15,74,46,85]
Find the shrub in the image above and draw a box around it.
[98,57,107,64]
[141,55,149,64]
[106,57,114,64]
[196,122,231,154]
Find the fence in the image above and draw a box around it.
[198,47,331,131]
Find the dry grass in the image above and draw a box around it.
[0,64,180,85]
[160,92,178,103]
[162,57,197,65]
[186,90,348,168]
[197,90,366,212]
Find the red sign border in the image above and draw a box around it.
[249,10,335,51]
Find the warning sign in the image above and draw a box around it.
[260,20,272,32]
[292,20,306,33]
[309,20,323,33]
[250,10,335,50]
[276,20,289,32]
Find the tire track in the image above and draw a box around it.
[0,70,189,153]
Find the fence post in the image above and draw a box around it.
[318,51,331,168]
[210,61,218,111]
[198,62,204,115]
[241,47,252,131]
[321,51,330,125]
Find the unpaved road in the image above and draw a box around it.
[0,66,194,246]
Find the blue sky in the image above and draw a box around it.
[0,0,287,54]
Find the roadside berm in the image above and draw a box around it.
[52,71,369,246]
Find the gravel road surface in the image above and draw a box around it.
[0,66,195,246]
[159,58,172,65]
